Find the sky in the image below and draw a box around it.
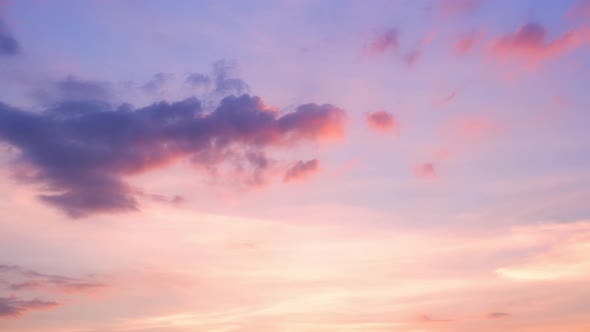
[1,0,590,331]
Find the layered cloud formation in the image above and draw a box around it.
[0,297,58,318]
[0,95,345,218]
[0,264,103,319]
[0,264,105,293]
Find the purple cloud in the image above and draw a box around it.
[368,28,399,56]
[0,297,59,318]
[0,18,19,57]
[31,76,113,105]
[365,110,398,133]
[0,264,105,294]
[283,159,320,182]
[0,93,345,217]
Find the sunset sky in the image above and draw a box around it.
[1,0,590,331]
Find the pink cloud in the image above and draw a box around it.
[0,297,60,319]
[403,49,421,68]
[418,314,453,323]
[566,0,590,21]
[283,159,320,182]
[488,22,590,66]
[0,264,106,295]
[454,32,483,56]
[414,162,437,179]
[367,28,398,56]
[421,31,436,46]
[415,114,499,179]
[447,115,499,141]
[365,110,398,133]
[487,312,511,319]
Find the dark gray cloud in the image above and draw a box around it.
[0,93,345,218]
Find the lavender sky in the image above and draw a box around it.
[1,0,590,331]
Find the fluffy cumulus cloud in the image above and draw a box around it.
[0,93,345,217]
[283,159,320,182]
[489,22,590,65]
[365,110,398,133]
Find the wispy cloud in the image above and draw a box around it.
[367,28,398,56]
[283,159,320,182]
[433,90,457,107]
[0,264,105,294]
[0,297,59,318]
[414,162,437,179]
[488,22,590,67]
[454,32,483,56]
[0,264,104,319]
[486,312,511,319]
